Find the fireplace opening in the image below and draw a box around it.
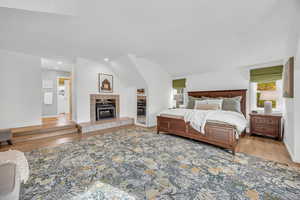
[95,99,116,120]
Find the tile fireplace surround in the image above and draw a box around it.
[78,94,133,134]
[90,94,120,122]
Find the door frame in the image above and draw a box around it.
[57,76,72,119]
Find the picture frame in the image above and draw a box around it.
[98,73,113,93]
[283,57,294,98]
[137,88,145,95]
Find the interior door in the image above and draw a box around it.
[64,80,70,114]
[57,83,66,114]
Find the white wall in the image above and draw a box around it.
[72,57,136,123]
[110,55,147,89]
[285,37,300,162]
[130,56,172,126]
[0,49,42,128]
[185,68,249,91]
[293,66,300,162]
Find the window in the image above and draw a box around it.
[173,88,184,107]
[250,80,283,111]
[256,82,277,108]
[250,65,283,111]
[172,79,186,108]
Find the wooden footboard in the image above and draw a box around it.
[157,116,238,154]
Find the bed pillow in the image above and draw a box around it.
[194,103,220,110]
[198,96,242,113]
[194,99,223,110]
[186,96,205,109]
[222,96,242,113]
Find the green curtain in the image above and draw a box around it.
[250,65,283,83]
[172,78,186,89]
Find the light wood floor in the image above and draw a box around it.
[42,113,72,125]
[236,134,300,167]
[1,123,299,168]
[12,114,75,135]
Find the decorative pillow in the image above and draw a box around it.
[194,99,223,110]
[186,96,205,109]
[222,96,242,113]
[194,103,220,110]
[197,96,242,113]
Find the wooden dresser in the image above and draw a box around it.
[249,113,283,140]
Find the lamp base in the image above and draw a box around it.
[264,101,273,114]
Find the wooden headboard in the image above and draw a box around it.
[188,89,247,116]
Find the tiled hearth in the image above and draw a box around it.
[78,117,134,134]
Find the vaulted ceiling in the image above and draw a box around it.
[0,0,299,76]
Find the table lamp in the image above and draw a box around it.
[260,91,278,114]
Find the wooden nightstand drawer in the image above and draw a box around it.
[252,116,278,125]
[250,113,282,140]
[252,124,278,136]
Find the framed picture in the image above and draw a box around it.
[98,73,113,93]
[283,57,294,98]
[137,88,145,95]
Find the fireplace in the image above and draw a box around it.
[90,94,120,122]
[96,99,116,120]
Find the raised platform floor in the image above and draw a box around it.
[1,116,135,146]
[78,117,134,133]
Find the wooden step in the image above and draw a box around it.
[12,128,78,143]
[78,117,134,134]
[12,122,77,137]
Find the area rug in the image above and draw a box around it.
[21,127,300,200]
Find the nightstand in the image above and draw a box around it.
[249,113,283,140]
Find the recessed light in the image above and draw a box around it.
[57,61,63,65]
[104,58,109,62]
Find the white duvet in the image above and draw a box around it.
[159,109,248,138]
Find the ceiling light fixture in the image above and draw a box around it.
[104,58,109,62]
[57,61,63,65]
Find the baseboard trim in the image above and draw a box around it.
[42,115,60,118]
[5,120,42,129]
[284,140,297,163]
[135,123,147,127]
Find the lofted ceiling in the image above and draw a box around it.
[41,58,74,72]
[0,0,299,77]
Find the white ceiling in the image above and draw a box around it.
[41,58,74,72]
[0,0,299,77]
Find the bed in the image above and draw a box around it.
[157,89,247,154]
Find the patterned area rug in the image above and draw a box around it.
[21,127,300,200]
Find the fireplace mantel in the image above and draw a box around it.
[90,94,120,122]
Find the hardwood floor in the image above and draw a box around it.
[237,134,300,167]
[1,125,299,167]
[12,114,75,135]
[42,113,71,125]
[0,125,135,152]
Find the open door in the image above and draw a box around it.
[57,77,72,120]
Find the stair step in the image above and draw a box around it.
[12,128,78,143]
[78,117,134,134]
[12,122,77,137]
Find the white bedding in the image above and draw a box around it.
[159,109,248,138]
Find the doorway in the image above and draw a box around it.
[57,77,72,120]
[137,88,147,125]
[41,58,74,125]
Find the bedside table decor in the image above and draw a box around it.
[250,113,282,140]
[259,90,279,114]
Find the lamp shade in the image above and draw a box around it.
[260,91,278,101]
